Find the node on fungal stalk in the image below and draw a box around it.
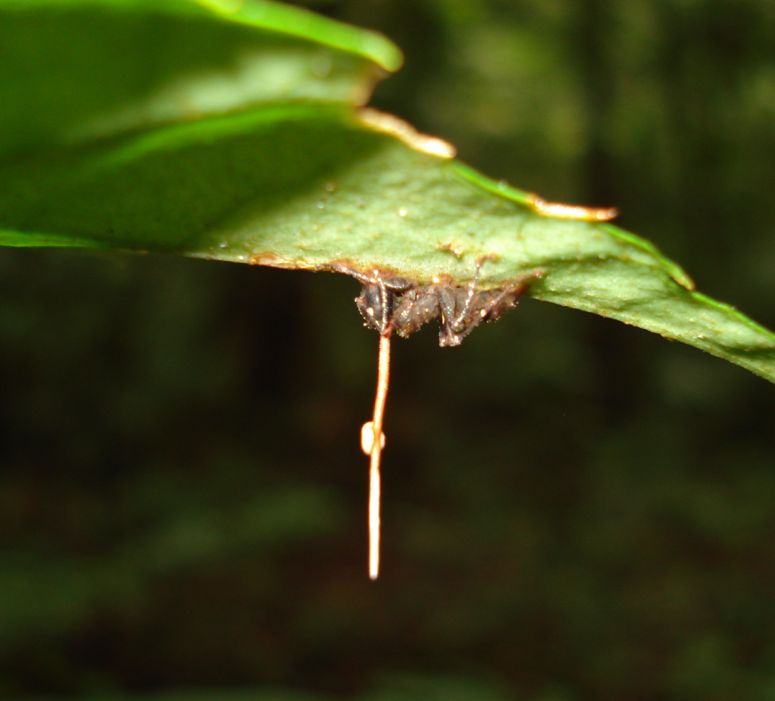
[340,266,404,580]
[337,260,543,579]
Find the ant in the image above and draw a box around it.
[331,260,543,579]
[348,259,542,345]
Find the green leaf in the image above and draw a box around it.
[0,0,401,157]
[1,103,773,382]
[0,0,773,383]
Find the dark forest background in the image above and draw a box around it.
[1,1,774,699]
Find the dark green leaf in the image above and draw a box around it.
[0,0,772,382]
[1,104,773,381]
[0,0,401,157]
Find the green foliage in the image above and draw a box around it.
[0,0,773,380]
[1,2,774,700]
[0,0,398,156]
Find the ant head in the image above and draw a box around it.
[356,282,392,335]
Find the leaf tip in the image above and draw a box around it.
[529,195,619,222]
[357,109,456,159]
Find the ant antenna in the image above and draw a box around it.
[451,259,482,331]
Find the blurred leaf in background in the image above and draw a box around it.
[1,1,774,701]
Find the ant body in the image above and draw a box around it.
[350,261,542,346]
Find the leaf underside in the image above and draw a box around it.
[0,0,773,383]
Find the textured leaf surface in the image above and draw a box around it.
[1,103,773,382]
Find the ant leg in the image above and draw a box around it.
[450,259,482,332]
[329,262,377,286]
[437,258,485,346]
[330,262,414,295]
[477,268,546,323]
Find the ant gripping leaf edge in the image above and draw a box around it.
[337,260,544,579]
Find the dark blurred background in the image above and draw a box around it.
[1,1,774,699]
